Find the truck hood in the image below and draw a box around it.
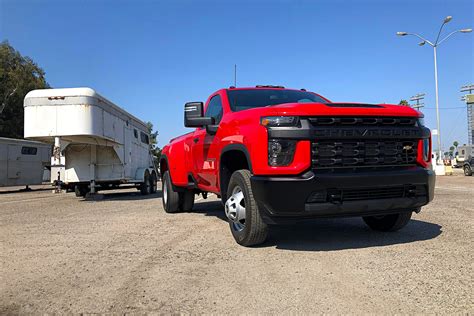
[245,102,422,117]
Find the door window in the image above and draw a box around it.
[205,95,223,124]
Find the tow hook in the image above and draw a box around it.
[202,192,208,199]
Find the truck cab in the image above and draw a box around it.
[161,86,435,246]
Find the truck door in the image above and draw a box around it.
[192,94,223,191]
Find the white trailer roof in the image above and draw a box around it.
[0,137,51,147]
[24,87,148,131]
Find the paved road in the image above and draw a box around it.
[1,175,473,314]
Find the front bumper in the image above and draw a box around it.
[251,167,435,224]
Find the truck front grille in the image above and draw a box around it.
[311,140,418,169]
[308,116,417,127]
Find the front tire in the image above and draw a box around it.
[363,212,413,232]
[162,171,180,213]
[225,170,268,246]
[464,165,473,176]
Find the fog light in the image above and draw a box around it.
[268,139,296,166]
[307,190,327,203]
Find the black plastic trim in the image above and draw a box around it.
[220,144,253,173]
[251,168,435,224]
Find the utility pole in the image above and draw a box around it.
[397,16,472,166]
[461,84,474,145]
[409,93,425,110]
[234,64,237,87]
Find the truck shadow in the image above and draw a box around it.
[187,200,228,221]
[193,200,442,251]
[264,218,442,251]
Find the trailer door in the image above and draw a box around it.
[7,145,21,179]
[124,126,132,178]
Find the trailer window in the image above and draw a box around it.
[140,132,149,144]
[134,129,138,138]
[21,146,37,155]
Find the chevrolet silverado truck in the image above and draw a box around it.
[160,86,435,246]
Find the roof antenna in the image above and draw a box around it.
[234,64,237,87]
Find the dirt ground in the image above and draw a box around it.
[1,174,473,314]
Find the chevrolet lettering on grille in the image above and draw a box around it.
[313,128,422,139]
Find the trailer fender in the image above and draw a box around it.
[134,168,150,182]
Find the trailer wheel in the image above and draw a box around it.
[140,171,151,195]
[363,211,413,232]
[150,172,158,193]
[74,185,88,197]
[180,191,194,211]
[162,171,180,213]
[225,170,268,246]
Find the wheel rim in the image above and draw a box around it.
[163,178,168,205]
[225,186,246,232]
[465,167,470,175]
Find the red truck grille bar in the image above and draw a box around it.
[311,140,418,169]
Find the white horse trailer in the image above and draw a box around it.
[0,137,51,188]
[24,88,157,197]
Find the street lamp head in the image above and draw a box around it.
[444,16,453,23]
[418,41,426,46]
[460,28,472,33]
[397,32,408,36]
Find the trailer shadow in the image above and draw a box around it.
[79,190,163,201]
[192,200,442,251]
[0,187,52,194]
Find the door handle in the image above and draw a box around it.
[193,138,199,143]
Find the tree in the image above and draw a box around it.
[449,146,455,158]
[453,141,459,155]
[399,100,409,106]
[146,121,161,167]
[0,41,49,138]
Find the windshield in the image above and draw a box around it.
[227,89,328,112]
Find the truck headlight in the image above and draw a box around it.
[261,116,299,127]
[268,139,296,166]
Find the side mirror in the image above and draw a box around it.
[184,102,214,127]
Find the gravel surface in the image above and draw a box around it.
[1,175,473,314]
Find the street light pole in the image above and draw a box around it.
[433,45,442,162]
[397,17,472,164]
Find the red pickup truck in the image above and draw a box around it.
[160,86,435,246]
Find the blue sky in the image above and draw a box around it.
[1,0,473,150]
